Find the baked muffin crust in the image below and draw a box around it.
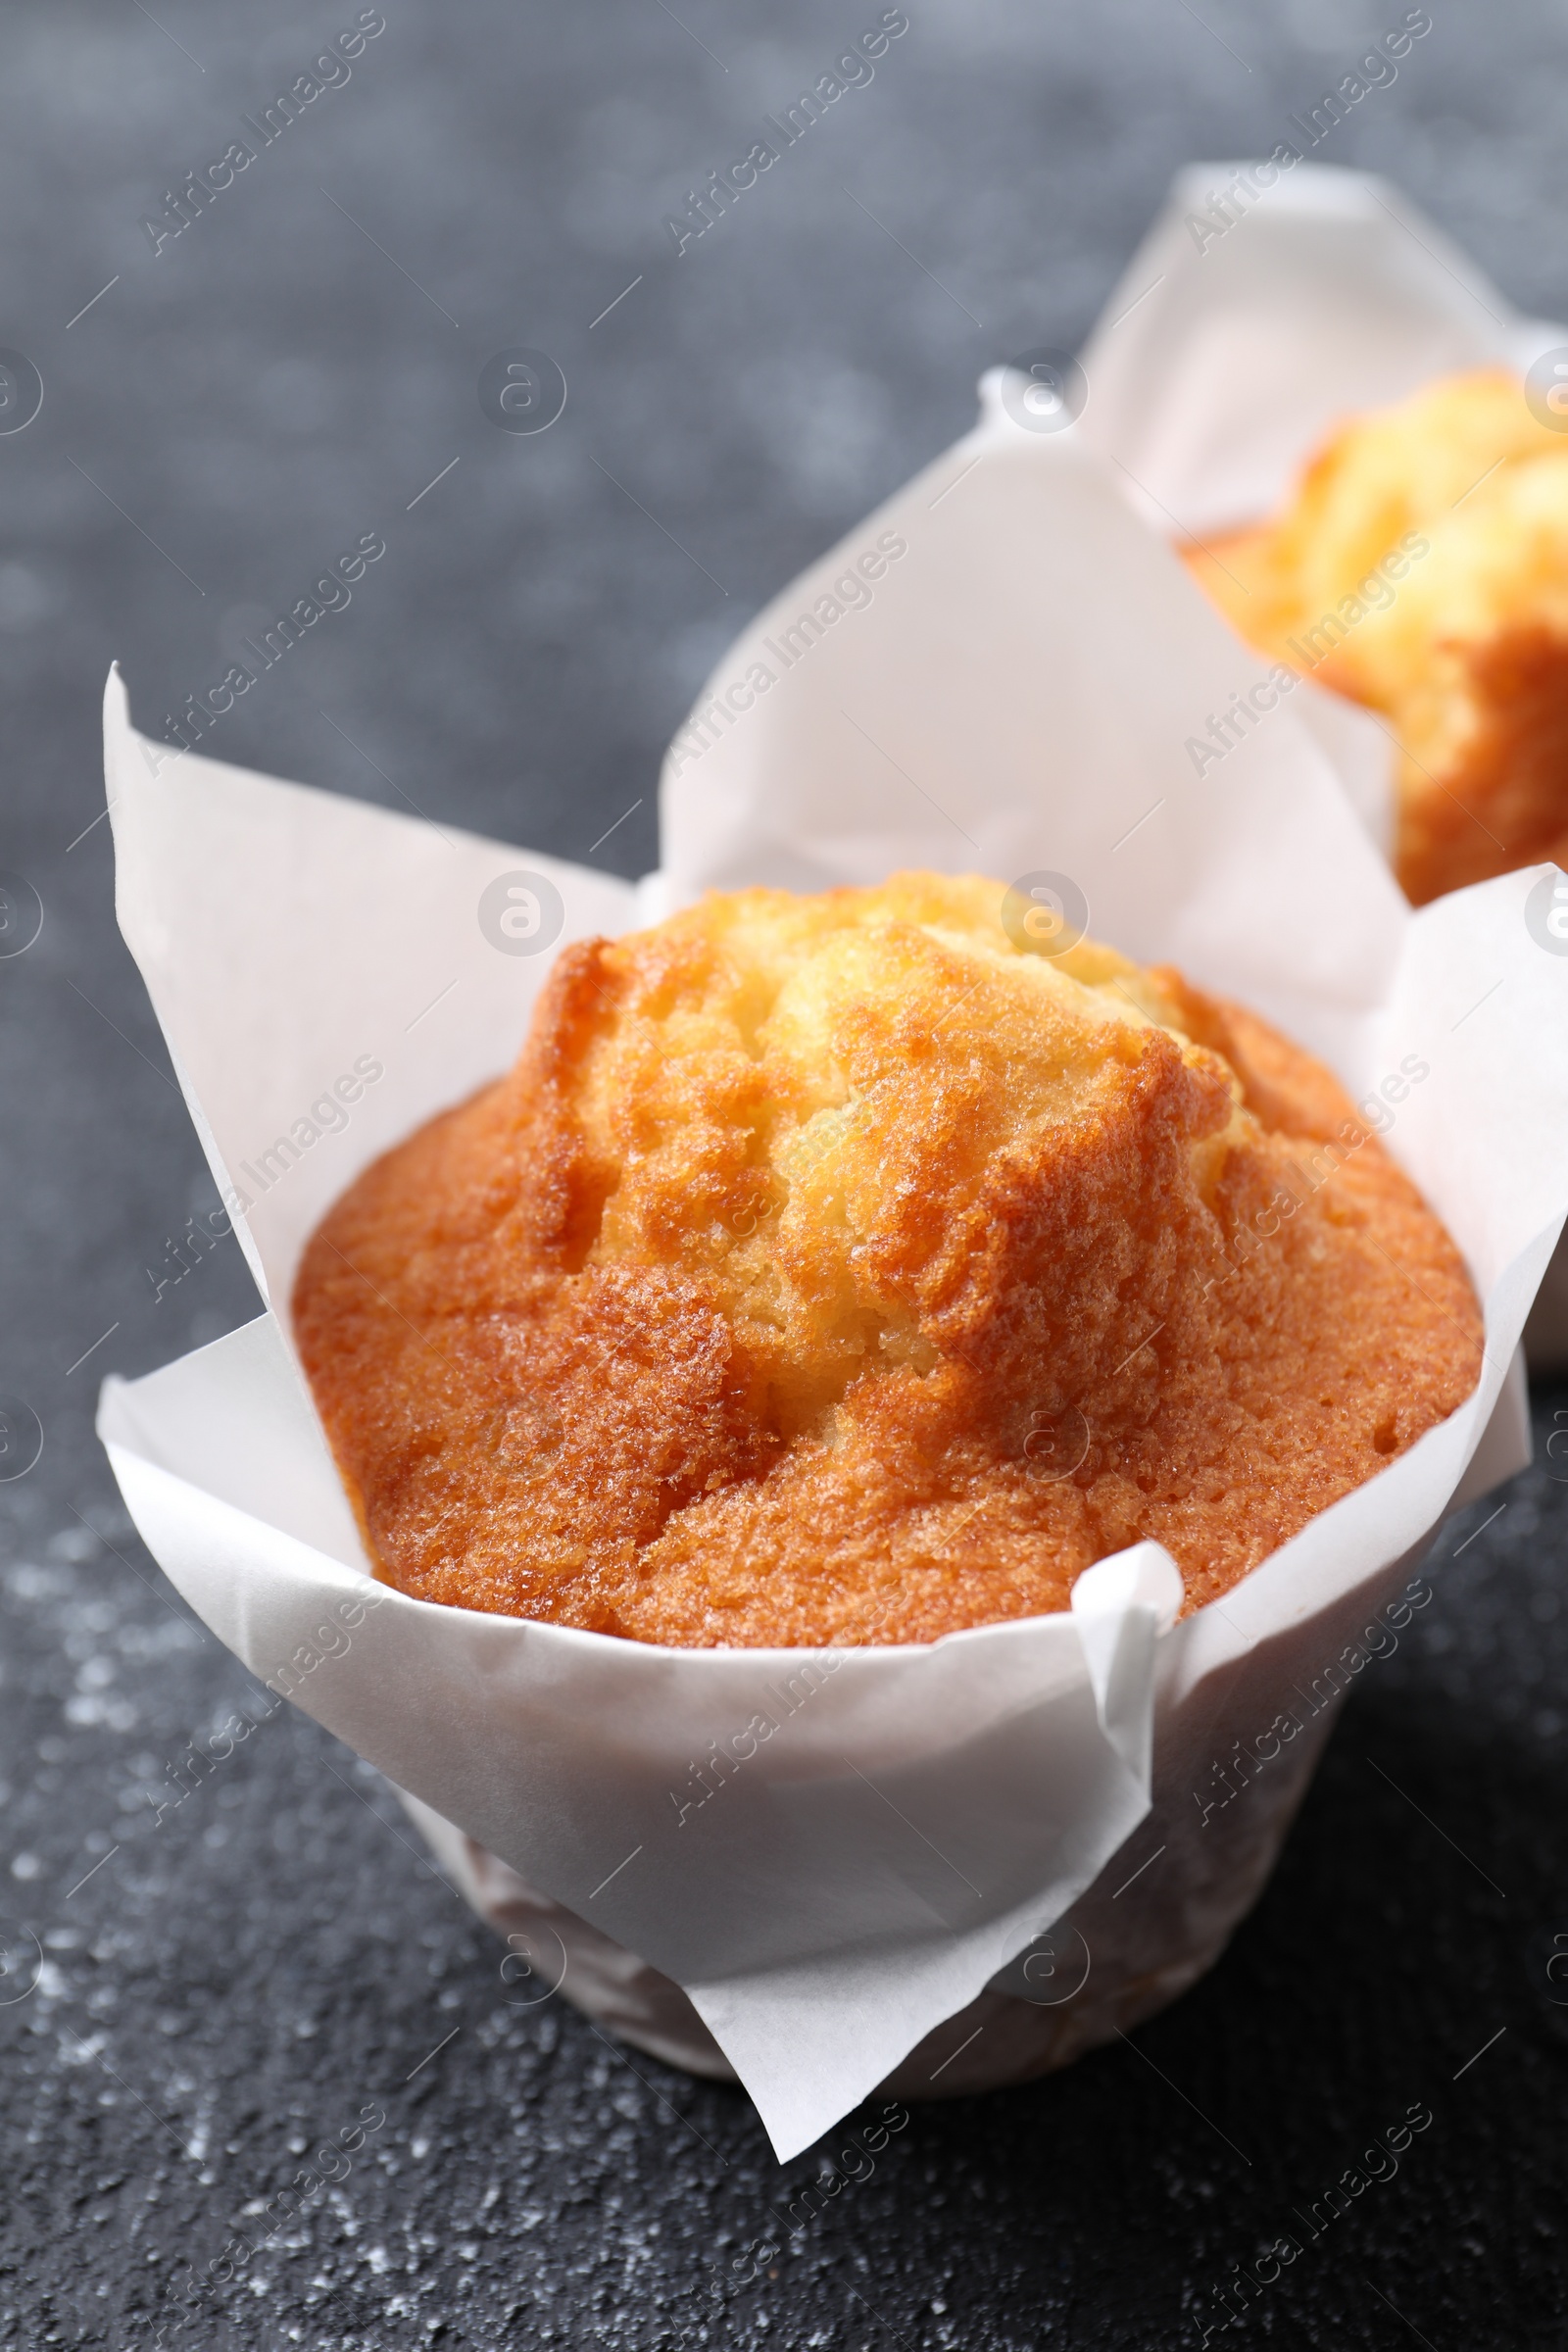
[294,873,1482,1645]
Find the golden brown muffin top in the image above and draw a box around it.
[293,873,1482,1646]
[1182,368,1568,903]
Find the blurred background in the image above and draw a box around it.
[4,2,1568,2344]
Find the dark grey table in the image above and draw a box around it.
[4,3,1567,2343]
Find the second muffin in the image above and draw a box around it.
[1183,368,1568,905]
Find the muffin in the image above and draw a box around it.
[1182,368,1568,905]
[293,872,1481,1645]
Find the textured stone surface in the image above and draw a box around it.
[3,0,1568,2342]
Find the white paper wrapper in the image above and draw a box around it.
[1077,161,1561,545]
[98,368,1568,2158]
[1075,158,1568,1360]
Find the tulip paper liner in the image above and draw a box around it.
[1077,159,1561,551]
[97,368,1568,2158]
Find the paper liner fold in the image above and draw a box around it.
[1076,160,1559,542]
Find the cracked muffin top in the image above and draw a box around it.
[293,871,1482,1645]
